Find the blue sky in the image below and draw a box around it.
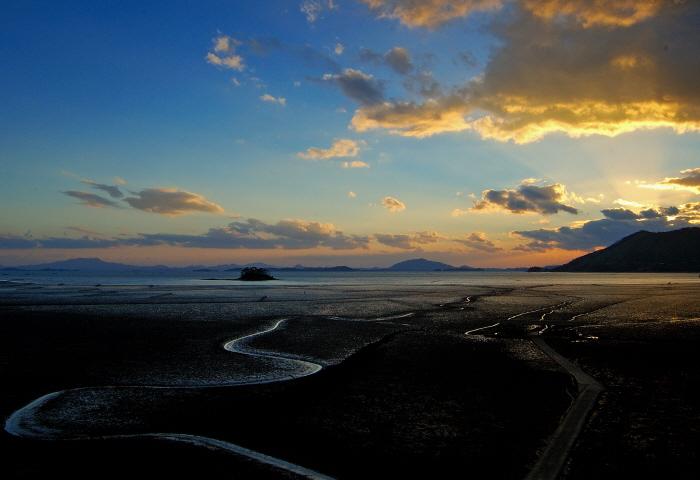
[1,0,699,266]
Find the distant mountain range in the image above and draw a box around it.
[8,227,698,274]
[0,257,483,272]
[0,258,171,272]
[555,227,700,272]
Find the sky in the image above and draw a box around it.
[1,0,699,267]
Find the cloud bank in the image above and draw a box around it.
[472,182,579,215]
[639,167,700,194]
[359,0,503,28]
[515,202,699,251]
[350,2,700,143]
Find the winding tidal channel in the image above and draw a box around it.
[5,318,334,480]
[6,292,605,480]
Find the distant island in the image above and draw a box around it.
[238,267,275,281]
[387,258,481,271]
[555,227,700,272]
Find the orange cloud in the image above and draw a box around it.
[298,139,360,159]
[521,0,664,28]
[638,168,700,194]
[381,196,406,212]
[351,99,471,138]
[361,0,666,29]
[342,160,370,168]
[350,3,700,143]
[359,0,503,28]
[206,34,245,71]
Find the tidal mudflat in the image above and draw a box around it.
[2,279,699,478]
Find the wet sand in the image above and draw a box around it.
[2,281,699,478]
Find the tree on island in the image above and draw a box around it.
[238,267,275,281]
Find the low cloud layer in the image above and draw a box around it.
[0,218,368,251]
[138,218,369,250]
[472,182,579,215]
[0,234,120,249]
[0,226,508,256]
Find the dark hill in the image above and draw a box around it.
[554,227,700,272]
[8,258,169,272]
[388,258,455,271]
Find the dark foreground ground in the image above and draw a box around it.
[1,281,699,478]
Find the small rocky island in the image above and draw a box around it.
[238,267,276,281]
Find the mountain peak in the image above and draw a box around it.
[388,258,455,271]
[555,227,700,272]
